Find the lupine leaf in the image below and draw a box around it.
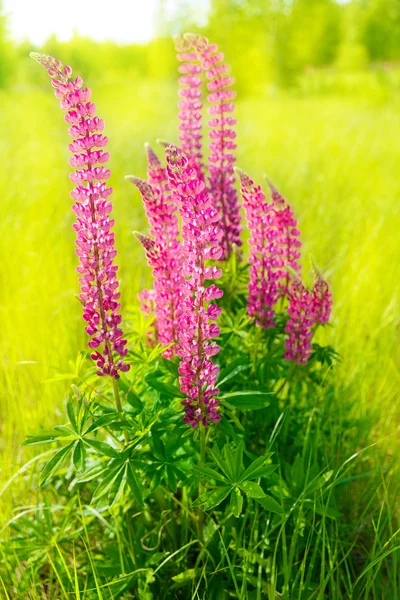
[66,396,77,432]
[150,436,165,461]
[239,481,266,498]
[126,462,144,506]
[22,431,65,446]
[231,488,243,518]
[217,357,251,387]
[211,450,231,482]
[221,391,272,410]
[192,465,229,484]
[240,454,275,482]
[145,376,185,399]
[203,486,232,510]
[84,438,119,458]
[84,412,120,435]
[92,463,124,503]
[40,442,75,486]
[165,465,177,493]
[254,494,284,514]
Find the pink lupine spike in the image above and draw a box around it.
[31,53,129,379]
[265,176,302,295]
[174,35,204,181]
[236,168,281,328]
[311,272,333,325]
[284,277,315,365]
[145,143,169,191]
[165,146,223,428]
[127,175,184,358]
[184,33,242,259]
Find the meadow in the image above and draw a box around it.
[0,63,399,597]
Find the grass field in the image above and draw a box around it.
[0,71,399,596]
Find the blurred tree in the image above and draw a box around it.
[361,0,400,62]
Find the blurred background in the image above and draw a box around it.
[0,0,399,502]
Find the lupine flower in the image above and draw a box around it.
[31,53,129,379]
[266,177,302,296]
[311,273,333,324]
[127,177,184,358]
[284,278,315,365]
[165,146,223,428]
[183,33,242,259]
[174,36,204,180]
[145,143,169,192]
[236,168,281,328]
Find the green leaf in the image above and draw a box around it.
[126,461,144,506]
[22,430,65,446]
[172,569,197,583]
[254,494,284,514]
[84,438,119,458]
[203,486,232,511]
[73,440,86,472]
[40,442,75,486]
[126,391,144,411]
[92,463,124,503]
[218,357,251,387]
[231,488,243,518]
[84,412,120,435]
[240,454,275,482]
[221,391,272,410]
[165,465,177,493]
[192,465,229,484]
[145,376,185,399]
[66,396,77,432]
[210,449,231,482]
[150,436,165,461]
[239,481,266,498]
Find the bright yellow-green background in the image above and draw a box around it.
[0,0,400,511]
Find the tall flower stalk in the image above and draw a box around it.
[166,146,223,428]
[31,53,129,380]
[176,33,242,259]
[127,176,184,358]
[237,168,281,328]
[174,37,204,180]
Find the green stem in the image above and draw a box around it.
[198,425,207,539]
[112,378,129,444]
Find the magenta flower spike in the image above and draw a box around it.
[284,278,315,365]
[181,33,242,259]
[127,176,184,358]
[174,36,204,181]
[31,53,129,379]
[266,177,302,295]
[311,273,333,325]
[145,143,169,192]
[165,146,223,428]
[236,168,281,328]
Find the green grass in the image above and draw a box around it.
[0,72,399,597]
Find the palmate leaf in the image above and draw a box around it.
[192,465,229,484]
[73,440,86,472]
[145,375,185,399]
[126,462,144,506]
[239,453,276,482]
[40,442,75,487]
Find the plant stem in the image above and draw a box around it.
[198,425,207,539]
[112,378,129,444]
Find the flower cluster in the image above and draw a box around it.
[127,175,184,358]
[237,169,281,328]
[267,178,302,295]
[31,53,129,378]
[174,33,242,259]
[165,146,223,427]
[285,273,332,364]
[174,36,204,180]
